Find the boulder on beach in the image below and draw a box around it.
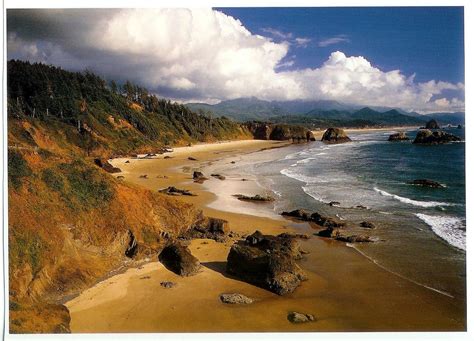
[159,186,196,196]
[94,158,121,173]
[281,209,311,221]
[311,212,346,228]
[226,231,307,295]
[158,243,201,276]
[321,128,351,144]
[193,171,208,182]
[360,221,375,229]
[160,281,176,289]
[188,156,198,161]
[413,129,461,144]
[334,232,373,243]
[220,293,253,304]
[425,119,440,129]
[317,227,338,238]
[211,173,226,180]
[288,312,315,323]
[233,194,274,202]
[388,132,410,141]
[180,217,230,242]
[409,179,444,188]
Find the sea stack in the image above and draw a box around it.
[413,129,461,144]
[321,128,351,144]
[388,132,410,141]
[425,119,440,129]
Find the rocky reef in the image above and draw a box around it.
[321,128,351,144]
[413,130,461,144]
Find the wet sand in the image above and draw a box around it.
[65,138,466,332]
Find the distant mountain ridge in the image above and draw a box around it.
[186,97,464,128]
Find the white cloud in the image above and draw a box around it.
[261,27,293,39]
[295,37,311,47]
[318,35,350,47]
[8,8,464,113]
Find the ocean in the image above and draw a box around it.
[210,128,466,300]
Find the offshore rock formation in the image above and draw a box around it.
[413,130,461,144]
[245,121,315,142]
[425,119,440,129]
[388,132,410,141]
[321,128,351,144]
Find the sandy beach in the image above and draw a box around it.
[65,137,466,332]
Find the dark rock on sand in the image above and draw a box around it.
[409,179,444,188]
[193,171,208,182]
[311,212,346,228]
[180,217,230,242]
[317,227,338,238]
[425,119,440,129]
[360,221,375,229]
[188,156,198,161]
[158,243,201,276]
[334,232,373,243]
[125,160,130,163]
[234,194,274,202]
[321,128,351,144]
[160,281,176,289]
[220,293,253,304]
[164,156,173,159]
[139,174,148,179]
[329,201,341,207]
[211,173,226,180]
[288,312,315,323]
[413,129,461,144]
[159,186,196,196]
[388,132,410,141]
[281,209,311,221]
[226,231,307,295]
[94,158,121,173]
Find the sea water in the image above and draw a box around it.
[229,128,465,300]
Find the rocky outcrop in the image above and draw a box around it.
[124,230,138,258]
[360,221,375,229]
[226,231,307,295]
[388,132,410,141]
[180,217,230,242]
[94,158,121,173]
[413,130,461,144]
[288,312,315,323]
[160,281,176,289]
[211,174,226,180]
[334,232,373,243]
[233,194,274,202]
[245,121,315,143]
[281,209,311,221]
[219,293,253,304]
[158,243,201,276]
[425,119,440,129]
[408,179,444,188]
[159,186,196,196]
[193,171,208,183]
[281,209,345,228]
[321,128,351,144]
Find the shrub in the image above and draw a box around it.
[41,168,64,192]
[8,150,32,190]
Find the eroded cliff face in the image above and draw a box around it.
[244,122,315,142]
[8,124,202,333]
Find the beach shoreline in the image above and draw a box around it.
[65,136,466,333]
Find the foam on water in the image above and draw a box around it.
[373,187,455,208]
[415,213,466,251]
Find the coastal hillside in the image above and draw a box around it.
[7,60,252,333]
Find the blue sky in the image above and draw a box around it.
[219,7,464,85]
[7,7,465,112]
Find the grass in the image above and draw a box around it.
[8,150,32,190]
[9,229,47,276]
[41,168,64,192]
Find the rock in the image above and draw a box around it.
[317,227,337,238]
[334,232,373,243]
[219,293,253,304]
[125,160,130,163]
[328,201,341,207]
[125,230,138,258]
[180,217,230,242]
[164,156,173,159]
[117,175,125,179]
[281,209,311,221]
[321,128,351,144]
[188,156,198,161]
[458,124,463,129]
[233,194,274,202]
[409,179,444,188]
[139,174,148,179]
[311,212,345,228]
[425,119,440,129]
[159,186,196,196]
[226,231,307,295]
[158,243,201,276]
[211,173,226,180]
[355,205,368,210]
[360,221,375,229]
[288,312,315,323]
[94,158,121,173]
[193,171,208,182]
[160,281,176,288]
[413,129,461,144]
[388,132,410,141]
[231,161,236,164]
[245,121,315,143]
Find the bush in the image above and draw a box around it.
[8,150,32,190]
[41,168,64,192]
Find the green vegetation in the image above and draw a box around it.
[7,60,248,155]
[41,168,64,192]
[8,150,32,190]
[9,229,47,276]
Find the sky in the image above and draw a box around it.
[7,7,465,113]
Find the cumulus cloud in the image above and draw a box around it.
[318,35,350,47]
[7,8,464,112]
